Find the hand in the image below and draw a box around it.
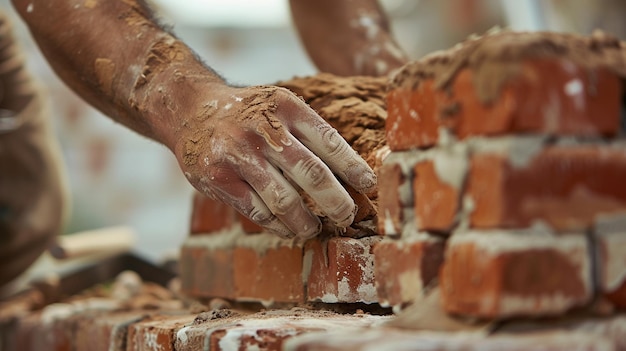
[173,85,377,240]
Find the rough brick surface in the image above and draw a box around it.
[233,237,304,303]
[206,311,386,351]
[468,145,626,231]
[75,312,147,351]
[305,237,381,304]
[377,162,405,235]
[180,242,236,299]
[387,58,622,151]
[373,234,445,308]
[128,315,195,351]
[440,230,592,319]
[190,192,236,235]
[413,160,460,232]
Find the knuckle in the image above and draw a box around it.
[248,206,275,226]
[271,189,300,215]
[321,127,349,157]
[329,201,356,226]
[296,158,328,187]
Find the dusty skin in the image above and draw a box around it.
[11,0,377,240]
[279,74,388,235]
[176,85,377,240]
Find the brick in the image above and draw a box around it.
[594,214,626,309]
[284,328,615,351]
[468,144,626,231]
[128,315,195,351]
[74,311,146,351]
[440,230,592,319]
[373,234,444,308]
[174,310,244,351]
[345,184,377,224]
[387,58,621,150]
[205,310,389,351]
[16,299,121,351]
[190,191,236,234]
[377,162,405,235]
[233,233,304,303]
[180,232,240,299]
[305,236,381,303]
[414,160,459,232]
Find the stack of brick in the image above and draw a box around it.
[182,30,626,323]
[383,29,626,319]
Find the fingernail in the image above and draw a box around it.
[298,219,322,240]
[334,203,356,228]
[359,171,377,193]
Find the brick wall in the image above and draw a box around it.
[183,31,626,321]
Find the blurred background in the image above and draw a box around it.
[2,0,624,263]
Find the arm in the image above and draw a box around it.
[11,0,377,239]
[289,0,409,77]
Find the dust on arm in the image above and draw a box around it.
[289,0,409,76]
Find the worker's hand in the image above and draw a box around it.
[173,85,377,239]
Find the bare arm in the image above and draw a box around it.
[11,0,377,239]
[290,0,409,76]
[11,0,221,147]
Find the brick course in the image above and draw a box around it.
[387,59,622,151]
[440,230,592,318]
[468,145,626,231]
[373,234,444,309]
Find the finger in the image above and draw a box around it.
[199,167,294,239]
[266,134,357,228]
[238,154,322,240]
[279,100,377,194]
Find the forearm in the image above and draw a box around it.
[290,0,408,76]
[11,0,225,147]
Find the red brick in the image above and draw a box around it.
[386,79,443,150]
[373,234,444,308]
[180,235,238,299]
[233,234,304,303]
[594,214,626,309]
[74,311,147,351]
[414,160,460,232]
[387,58,621,150]
[190,191,236,234]
[16,299,122,351]
[345,184,377,224]
[204,310,388,351]
[305,236,381,303]
[128,315,195,351]
[377,162,405,235]
[440,230,592,319]
[468,145,626,231]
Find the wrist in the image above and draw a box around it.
[128,47,228,150]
